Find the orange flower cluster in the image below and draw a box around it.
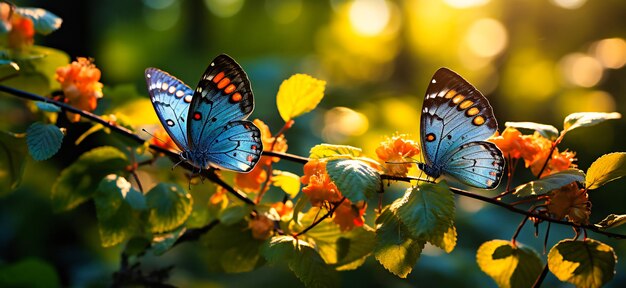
[488,127,576,178]
[301,159,366,231]
[235,119,287,193]
[545,182,591,225]
[55,57,104,122]
[375,134,420,177]
[271,200,293,219]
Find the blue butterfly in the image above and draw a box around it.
[145,54,263,172]
[418,68,504,189]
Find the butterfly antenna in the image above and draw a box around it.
[141,128,168,144]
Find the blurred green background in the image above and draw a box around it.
[2,0,626,286]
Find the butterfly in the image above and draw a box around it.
[418,68,504,189]
[145,54,263,173]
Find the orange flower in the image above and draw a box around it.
[7,14,34,51]
[234,119,287,193]
[333,200,366,231]
[530,149,577,178]
[149,127,177,151]
[375,134,420,176]
[209,186,229,205]
[301,160,342,206]
[545,182,590,225]
[248,214,274,240]
[271,200,293,218]
[55,57,104,122]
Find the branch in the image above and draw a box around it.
[380,174,626,240]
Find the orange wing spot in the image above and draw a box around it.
[251,145,257,150]
[489,171,497,176]
[473,115,485,126]
[459,99,474,110]
[466,107,480,116]
[213,71,225,83]
[231,92,242,102]
[452,94,465,104]
[217,77,231,89]
[426,133,436,142]
[444,89,457,99]
[224,83,236,94]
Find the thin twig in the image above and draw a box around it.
[294,197,347,237]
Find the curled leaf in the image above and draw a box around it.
[505,121,559,140]
[586,152,626,190]
[563,112,621,134]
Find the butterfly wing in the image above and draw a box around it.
[145,68,195,151]
[420,68,503,188]
[442,141,504,189]
[187,54,262,172]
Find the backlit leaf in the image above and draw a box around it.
[272,170,301,198]
[146,183,192,233]
[151,226,186,255]
[309,143,362,159]
[52,146,128,212]
[476,240,543,288]
[594,214,626,231]
[276,74,326,122]
[374,208,425,278]
[327,159,381,203]
[261,235,339,287]
[0,131,28,193]
[428,225,457,253]
[563,112,621,134]
[26,122,63,161]
[548,239,616,288]
[394,182,455,240]
[505,121,559,140]
[94,175,142,247]
[513,169,585,196]
[586,152,626,190]
[200,221,265,273]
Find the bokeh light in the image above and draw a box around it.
[265,0,302,24]
[549,0,587,9]
[464,18,508,58]
[559,52,603,87]
[591,38,626,69]
[143,0,181,31]
[321,107,369,143]
[348,0,390,36]
[204,0,245,18]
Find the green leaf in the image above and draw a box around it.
[428,225,457,253]
[35,101,61,112]
[563,112,621,134]
[296,208,375,270]
[146,183,193,233]
[276,74,326,122]
[548,239,616,288]
[151,226,186,255]
[374,208,425,278]
[586,152,626,190]
[309,144,362,159]
[505,121,559,140]
[594,214,626,231]
[28,46,70,91]
[0,258,60,288]
[15,7,63,35]
[74,124,105,146]
[291,194,311,225]
[0,131,28,193]
[94,175,142,247]
[272,170,301,198]
[326,159,381,203]
[394,182,455,240]
[261,235,339,287]
[52,146,128,212]
[513,169,585,197]
[200,221,265,273]
[219,204,253,226]
[26,122,63,161]
[476,240,544,288]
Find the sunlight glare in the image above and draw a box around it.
[348,0,390,36]
[550,0,587,9]
[443,0,490,9]
[465,18,508,58]
[322,107,369,143]
[591,38,626,69]
[559,53,603,87]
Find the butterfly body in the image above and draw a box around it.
[146,54,262,172]
[419,68,504,189]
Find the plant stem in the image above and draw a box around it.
[294,197,347,237]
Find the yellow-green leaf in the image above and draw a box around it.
[0,131,28,193]
[563,112,621,133]
[428,225,457,253]
[276,74,326,122]
[309,143,362,159]
[272,170,301,198]
[514,169,585,196]
[594,214,626,231]
[586,152,626,190]
[548,239,616,288]
[394,182,455,240]
[374,208,425,278]
[476,240,543,288]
